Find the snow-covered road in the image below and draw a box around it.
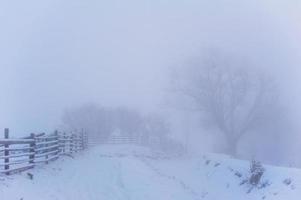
[0,145,200,200]
[1,145,301,200]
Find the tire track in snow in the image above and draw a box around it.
[99,152,207,199]
[134,155,207,200]
[115,162,132,200]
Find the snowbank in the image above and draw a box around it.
[0,145,300,200]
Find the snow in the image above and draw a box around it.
[0,144,300,200]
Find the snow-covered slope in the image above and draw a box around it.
[0,145,300,200]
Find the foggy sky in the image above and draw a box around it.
[0,0,301,136]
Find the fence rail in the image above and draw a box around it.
[0,128,88,175]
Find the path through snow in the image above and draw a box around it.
[0,145,197,200]
[1,145,301,200]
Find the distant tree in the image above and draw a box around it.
[142,114,185,155]
[62,104,184,154]
[61,104,114,140]
[111,107,145,138]
[143,114,170,145]
[173,54,282,156]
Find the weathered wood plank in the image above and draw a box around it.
[0,139,34,145]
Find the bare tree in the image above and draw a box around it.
[61,104,114,141]
[173,55,280,156]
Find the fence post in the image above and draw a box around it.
[4,128,9,175]
[75,134,79,153]
[83,130,88,149]
[86,131,88,149]
[80,129,84,150]
[70,134,74,154]
[62,132,66,154]
[29,133,35,167]
[54,130,59,157]
[45,133,49,164]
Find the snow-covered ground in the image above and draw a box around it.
[0,144,300,200]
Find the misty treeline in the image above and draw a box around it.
[172,52,294,165]
[60,50,297,166]
[61,105,184,155]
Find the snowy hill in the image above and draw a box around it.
[0,145,300,200]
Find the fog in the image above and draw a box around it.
[1,0,301,166]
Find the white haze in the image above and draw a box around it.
[0,0,301,165]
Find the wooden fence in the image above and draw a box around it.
[88,135,140,146]
[0,128,88,175]
[103,135,139,145]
